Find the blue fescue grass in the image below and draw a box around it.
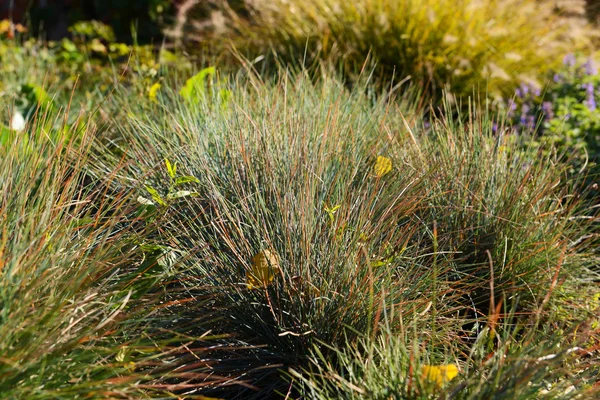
[87,66,599,397]
[0,93,254,398]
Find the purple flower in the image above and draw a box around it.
[507,99,517,116]
[586,96,596,111]
[563,53,576,68]
[553,73,562,83]
[542,101,554,120]
[586,82,594,93]
[515,88,522,98]
[526,115,536,130]
[584,58,597,75]
[533,87,541,97]
[586,83,596,110]
[492,123,498,133]
[521,84,529,96]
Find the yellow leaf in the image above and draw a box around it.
[374,156,392,177]
[0,20,10,34]
[421,364,459,386]
[89,39,107,54]
[246,249,280,289]
[148,83,161,102]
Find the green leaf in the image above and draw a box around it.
[74,216,95,227]
[180,67,216,103]
[145,185,167,207]
[21,83,53,110]
[174,175,200,186]
[139,244,168,253]
[323,203,341,223]
[0,125,14,147]
[219,88,232,110]
[370,256,394,268]
[136,196,157,218]
[0,124,29,147]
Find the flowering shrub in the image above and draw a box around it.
[507,55,600,177]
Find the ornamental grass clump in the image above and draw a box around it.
[0,102,246,398]
[0,120,133,397]
[93,68,598,396]
[295,316,600,399]
[211,0,593,99]
[415,109,598,326]
[93,72,459,396]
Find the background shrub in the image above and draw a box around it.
[507,54,600,179]
[208,0,594,100]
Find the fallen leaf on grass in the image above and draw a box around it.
[246,249,280,289]
[374,155,392,177]
[421,364,459,386]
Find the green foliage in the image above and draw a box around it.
[179,66,217,102]
[0,124,18,146]
[507,55,600,178]
[179,66,231,109]
[0,25,194,150]
[140,158,200,209]
[18,83,53,116]
[69,20,116,42]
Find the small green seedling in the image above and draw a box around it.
[137,158,200,217]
